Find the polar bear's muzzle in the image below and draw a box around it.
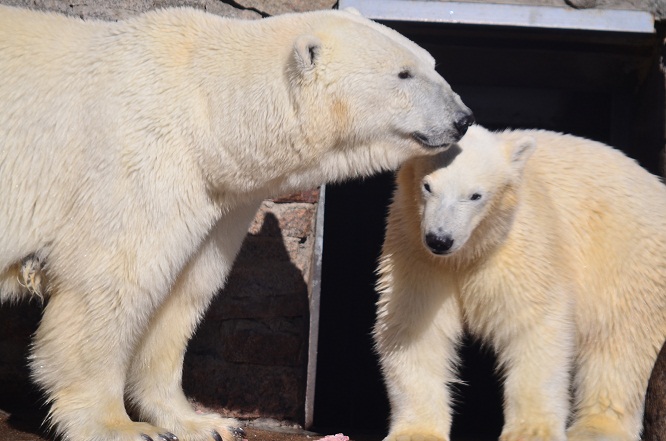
[453,111,475,138]
[424,232,455,255]
[413,109,475,149]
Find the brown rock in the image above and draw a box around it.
[644,340,666,441]
[233,0,336,16]
[564,0,598,8]
[221,264,307,297]
[235,236,314,275]
[3,0,261,20]
[273,189,320,204]
[183,358,304,420]
[249,205,316,238]
[221,324,305,366]
[216,293,308,320]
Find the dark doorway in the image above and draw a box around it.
[313,172,394,438]
[314,19,663,441]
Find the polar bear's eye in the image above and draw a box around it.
[398,69,413,79]
[423,182,432,193]
[470,193,482,201]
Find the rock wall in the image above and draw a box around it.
[645,341,666,441]
[183,191,322,423]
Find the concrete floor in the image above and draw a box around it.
[0,409,350,441]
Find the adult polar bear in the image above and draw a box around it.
[376,126,666,441]
[0,5,473,441]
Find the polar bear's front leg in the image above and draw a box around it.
[567,324,657,441]
[374,257,463,441]
[126,201,261,441]
[31,284,177,441]
[495,295,574,441]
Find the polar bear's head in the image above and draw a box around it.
[282,9,474,184]
[413,125,535,258]
[198,8,474,196]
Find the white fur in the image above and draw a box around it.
[0,5,472,441]
[376,125,666,441]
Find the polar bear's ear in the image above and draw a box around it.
[293,34,322,73]
[509,136,536,171]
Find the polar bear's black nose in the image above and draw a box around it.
[454,111,475,138]
[425,233,454,255]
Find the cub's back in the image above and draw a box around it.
[505,129,666,283]
[510,130,666,224]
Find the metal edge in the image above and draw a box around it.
[304,185,326,429]
[340,0,655,33]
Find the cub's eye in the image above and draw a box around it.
[398,69,413,79]
[470,193,482,201]
[423,182,432,193]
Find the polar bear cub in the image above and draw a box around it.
[0,5,473,441]
[375,125,666,441]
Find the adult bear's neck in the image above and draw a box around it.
[181,12,331,198]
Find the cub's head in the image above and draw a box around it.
[287,9,474,176]
[411,125,535,259]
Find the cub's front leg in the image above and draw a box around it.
[491,286,575,441]
[374,254,463,441]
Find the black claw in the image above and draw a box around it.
[141,435,154,441]
[159,434,179,441]
[212,430,223,441]
[232,427,246,438]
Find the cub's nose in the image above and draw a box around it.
[425,233,454,255]
[453,111,475,138]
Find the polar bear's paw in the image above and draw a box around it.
[567,416,632,441]
[384,431,448,441]
[74,420,179,441]
[160,412,245,441]
[499,423,565,441]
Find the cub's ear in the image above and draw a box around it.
[293,34,322,73]
[509,135,536,171]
